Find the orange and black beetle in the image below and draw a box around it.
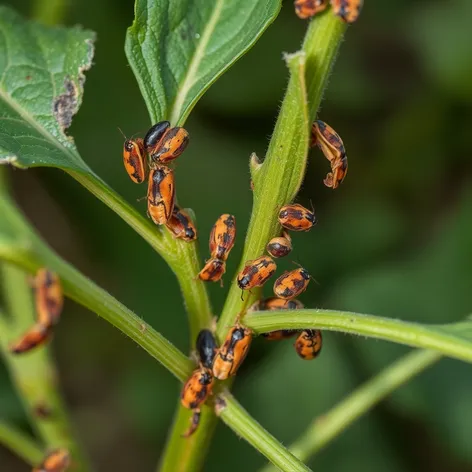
[237,256,277,291]
[197,258,226,283]
[209,214,236,261]
[323,154,348,189]
[143,121,171,156]
[196,329,218,369]
[9,324,51,355]
[147,166,175,225]
[33,448,70,472]
[150,127,190,164]
[294,329,323,359]
[181,367,214,437]
[249,297,304,340]
[311,120,345,158]
[166,205,197,242]
[273,267,311,300]
[294,0,329,19]
[123,138,147,184]
[266,233,292,259]
[278,204,316,232]
[213,324,252,380]
[311,120,348,189]
[35,269,63,327]
[331,0,363,23]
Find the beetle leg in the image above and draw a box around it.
[182,409,201,438]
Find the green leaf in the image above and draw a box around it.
[0,8,212,342]
[125,0,282,126]
[0,6,94,172]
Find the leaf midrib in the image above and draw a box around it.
[169,0,224,125]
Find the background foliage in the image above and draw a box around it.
[2,0,472,470]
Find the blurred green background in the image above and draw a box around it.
[2,0,472,470]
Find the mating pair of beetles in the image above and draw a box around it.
[122,121,198,240]
[181,324,252,437]
[182,313,323,437]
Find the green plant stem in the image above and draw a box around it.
[303,12,347,119]
[0,247,192,382]
[31,0,67,25]
[245,309,472,364]
[0,421,43,466]
[158,404,217,472]
[157,13,347,472]
[0,263,89,471]
[260,350,441,472]
[217,393,311,472]
[67,170,212,342]
[217,12,347,340]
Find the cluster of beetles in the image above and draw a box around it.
[7,4,356,468]
[119,116,348,436]
[294,0,363,23]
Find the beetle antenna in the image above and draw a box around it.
[117,127,127,140]
[309,199,315,214]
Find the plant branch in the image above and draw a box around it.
[158,404,217,472]
[217,11,347,339]
[217,392,311,472]
[158,12,346,472]
[260,349,441,471]
[245,309,472,364]
[68,170,212,342]
[0,421,43,466]
[0,263,89,471]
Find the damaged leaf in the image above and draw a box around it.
[0,6,95,172]
[125,0,281,126]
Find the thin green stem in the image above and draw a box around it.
[303,12,347,120]
[158,404,217,472]
[0,421,43,466]
[217,12,347,339]
[0,247,192,383]
[217,393,311,472]
[260,350,441,472]
[245,309,472,364]
[31,0,67,25]
[67,170,212,343]
[0,263,90,471]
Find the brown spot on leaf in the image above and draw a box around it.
[53,77,78,131]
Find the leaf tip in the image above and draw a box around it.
[249,152,263,186]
